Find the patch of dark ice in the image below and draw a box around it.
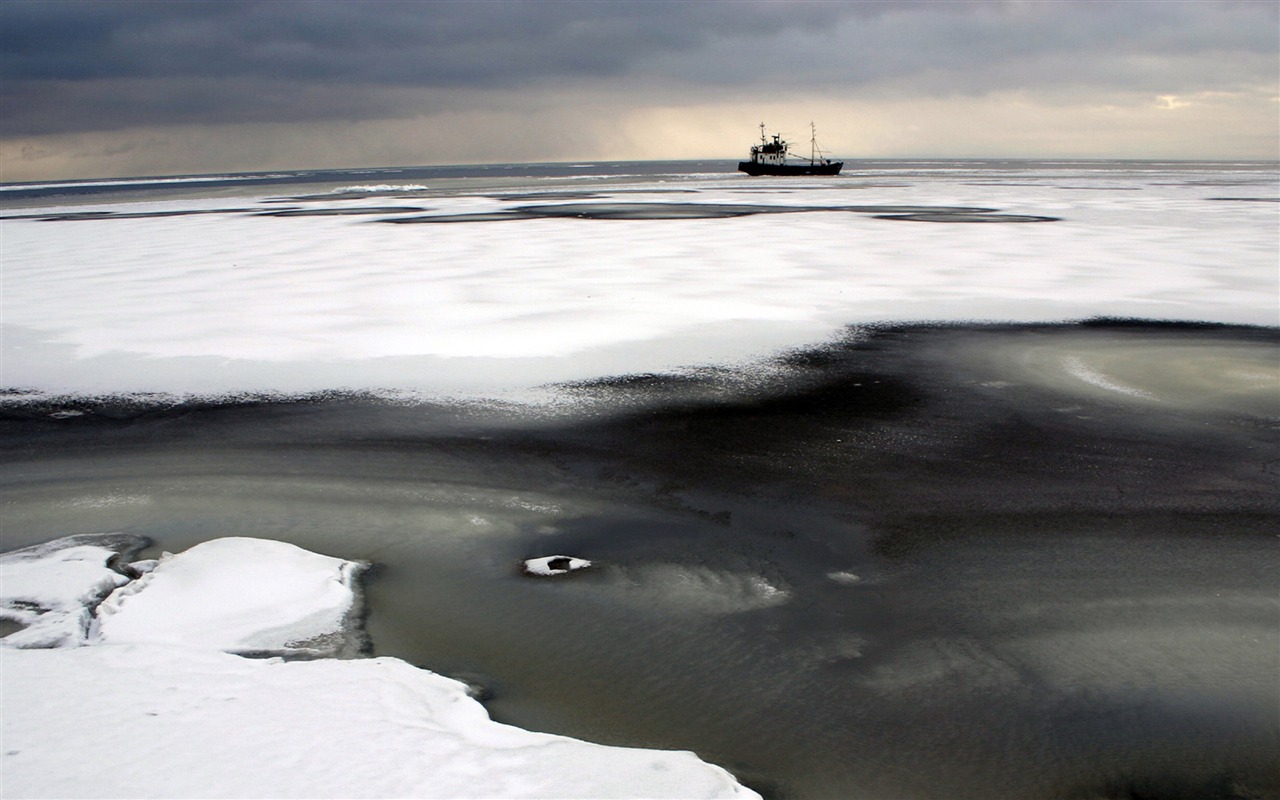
[256,206,428,216]
[874,212,1061,222]
[373,202,1021,223]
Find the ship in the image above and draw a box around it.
[738,122,843,176]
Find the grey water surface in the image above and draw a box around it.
[2,322,1276,800]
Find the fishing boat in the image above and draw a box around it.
[738,122,843,176]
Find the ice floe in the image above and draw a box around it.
[0,535,759,799]
[523,555,593,576]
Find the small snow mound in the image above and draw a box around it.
[523,555,592,577]
[95,537,368,657]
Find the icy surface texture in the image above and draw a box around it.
[3,171,1276,399]
[2,647,757,799]
[95,536,368,657]
[0,534,145,648]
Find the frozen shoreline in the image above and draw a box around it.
[0,535,760,799]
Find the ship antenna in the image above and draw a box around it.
[759,121,767,145]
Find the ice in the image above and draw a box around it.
[2,646,757,799]
[827,571,862,585]
[1062,354,1158,400]
[0,534,142,648]
[95,537,368,657]
[1,165,1274,797]
[330,183,430,192]
[523,555,592,576]
[2,170,1275,400]
[0,535,759,799]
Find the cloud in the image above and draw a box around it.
[658,1,1277,95]
[1,1,845,85]
[5,1,1275,131]
[0,0,1275,177]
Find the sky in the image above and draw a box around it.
[1,0,1277,181]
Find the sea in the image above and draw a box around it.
[2,159,1278,799]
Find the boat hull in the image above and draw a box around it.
[737,161,843,176]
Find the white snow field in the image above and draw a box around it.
[0,535,759,799]
[2,167,1276,400]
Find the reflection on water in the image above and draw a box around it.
[945,327,1279,417]
[1,323,1276,800]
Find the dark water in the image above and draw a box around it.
[3,157,1273,206]
[0,160,737,205]
[2,322,1277,799]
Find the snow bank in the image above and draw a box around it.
[2,646,755,799]
[0,535,759,799]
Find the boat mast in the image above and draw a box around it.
[810,122,817,165]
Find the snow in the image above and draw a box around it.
[95,537,368,657]
[0,535,138,648]
[2,646,755,799]
[2,169,1275,400]
[523,555,592,576]
[0,535,759,799]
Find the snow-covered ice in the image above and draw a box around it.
[0,535,760,799]
[523,555,592,576]
[2,167,1275,400]
[94,537,368,657]
[0,534,141,648]
[3,646,757,799]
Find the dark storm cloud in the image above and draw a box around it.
[660,0,1278,96]
[1,0,1276,136]
[1,1,854,84]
